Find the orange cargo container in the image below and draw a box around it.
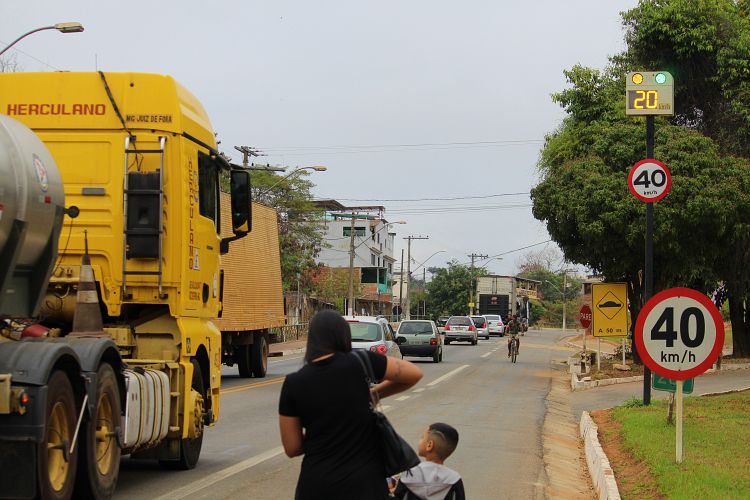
[216,193,284,377]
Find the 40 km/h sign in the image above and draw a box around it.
[635,288,724,380]
[628,159,671,203]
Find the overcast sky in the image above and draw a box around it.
[2,0,637,275]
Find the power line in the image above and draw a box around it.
[458,240,553,266]
[259,139,544,152]
[316,192,529,202]
[0,41,61,71]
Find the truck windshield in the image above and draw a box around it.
[348,322,382,342]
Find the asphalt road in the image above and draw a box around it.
[115,330,574,500]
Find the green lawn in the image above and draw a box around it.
[612,391,750,499]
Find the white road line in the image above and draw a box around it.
[395,395,410,401]
[412,388,425,393]
[153,446,285,500]
[481,352,491,358]
[381,405,392,412]
[426,365,470,387]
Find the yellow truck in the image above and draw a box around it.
[0,72,254,499]
[216,197,285,377]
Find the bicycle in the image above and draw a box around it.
[509,335,519,363]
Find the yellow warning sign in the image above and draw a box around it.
[592,282,628,337]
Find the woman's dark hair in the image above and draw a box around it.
[304,310,352,362]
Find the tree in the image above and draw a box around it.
[532,0,750,356]
[0,53,20,73]
[250,170,326,291]
[424,261,483,317]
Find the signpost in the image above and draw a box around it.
[628,159,671,203]
[592,283,628,337]
[652,374,694,394]
[635,287,724,463]
[579,305,592,329]
[626,69,675,407]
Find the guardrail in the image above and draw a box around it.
[270,323,308,343]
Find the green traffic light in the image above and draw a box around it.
[655,72,667,84]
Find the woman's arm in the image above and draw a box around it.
[373,357,423,399]
[279,415,304,457]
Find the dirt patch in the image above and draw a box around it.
[589,357,645,380]
[590,410,664,499]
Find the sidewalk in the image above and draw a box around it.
[269,339,306,357]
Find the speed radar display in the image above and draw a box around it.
[626,71,674,116]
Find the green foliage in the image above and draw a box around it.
[424,261,483,317]
[621,396,645,408]
[533,0,750,356]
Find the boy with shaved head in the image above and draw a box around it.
[393,422,465,500]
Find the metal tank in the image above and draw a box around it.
[0,114,65,318]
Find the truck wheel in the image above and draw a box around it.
[75,363,121,500]
[235,344,252,378]
[39,370,78,500]
[251,336,268,378]
[160,359,204,470]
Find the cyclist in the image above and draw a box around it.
[506,314,520,358]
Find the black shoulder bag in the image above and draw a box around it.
[353,351,420,477]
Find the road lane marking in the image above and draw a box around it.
[270,355,304,364]
[395,395,410,401]
[221,377,285,395]
[153,446,285,500]
[412,388,425,393]
[381,405,392,412]
[481,352,491,358]
[426,365,469,386]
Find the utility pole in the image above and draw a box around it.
[468,253,488,315]
[404,235,429,320]
[398,249,404,321]
[346,215,358,316]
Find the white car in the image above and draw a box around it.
[344,316,401,358]
[483,314,505,336]
[470,316,490,340]
[443,316,478,345]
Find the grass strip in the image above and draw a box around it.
[611,391,750,499]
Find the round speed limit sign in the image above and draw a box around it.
[628,159,671,202]
[635,288,724,380]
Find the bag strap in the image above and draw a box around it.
[353,350,380,408]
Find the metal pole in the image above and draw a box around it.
[643,114,655,406]
[562,272,568,336]
[405,240,414,319]
[398,249,404,321]
[622,338,626,365]
[676,379,683,463]
[597,338,601,371]
[347,216,357,316]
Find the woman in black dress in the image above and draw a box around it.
[279,311,423,500]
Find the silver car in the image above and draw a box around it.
[483,314,505,337]
[470,316,490,340]
[443,316,478,345]
[395,320,443,363]
[345,316,401,358]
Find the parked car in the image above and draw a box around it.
[470,316,490,340]
[435,316,450,335]
[483,314,505,336]
[443,316,478,345]
[345,316,402,358]
[395,320,443,363]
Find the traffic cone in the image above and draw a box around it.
[70,230,105,337]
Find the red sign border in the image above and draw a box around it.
[628,158,672,203]
[635,287,724,380]
[579,304,592,328]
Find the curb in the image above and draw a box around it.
[571,363,750,391]
[269,347,306,358]
[580,411,621,500]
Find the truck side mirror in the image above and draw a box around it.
[230,169,251,235]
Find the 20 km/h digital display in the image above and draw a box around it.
[626,71,674,116]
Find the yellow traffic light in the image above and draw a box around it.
[632,73,644,85]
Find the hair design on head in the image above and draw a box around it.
[304,310,352,363]
[427,422,459,459]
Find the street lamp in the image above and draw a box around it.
[347,220,406,316]
[256,165,327,197]
[0,23,85,57]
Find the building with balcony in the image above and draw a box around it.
[313,200,397,315]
